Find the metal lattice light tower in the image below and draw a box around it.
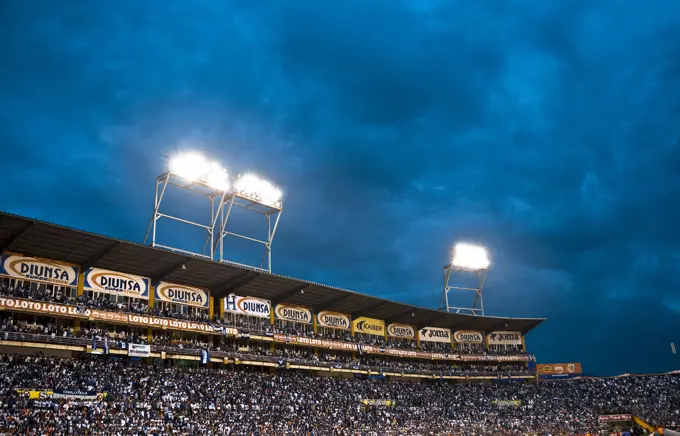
[439,243,490,316]
[217,173,282,272]
[143,152,283,272]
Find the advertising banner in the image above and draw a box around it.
[275,303,312,324]
[352,317,385,336]
[16,389,107,401]
[598,415,632,423]
[486,331,523,346]
[537,363,582,376]
[128,343,150,357]
[222,294,271,318]
[0,254,78,287]
[317,310,351,330]
[492,400,522,407]
[459,354,533,362]
[0,297,89,318]
[418,327,452,343]
[272,334,532,362]
[274,334,358,353]
[16,389,53,400]
[453,330,485,344]
[0,296,236,335]
[387,323,415,339]
[84,268,150,299]
[155,282,209,308]
[361,399,395,406]
[125,313,236,335]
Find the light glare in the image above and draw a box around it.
[234,173,282,208]
[170,152,209,182]
[169,152,229,192]
[206,162,230,191]
[452,243,489,270]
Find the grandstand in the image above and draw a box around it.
[0,211,677,434]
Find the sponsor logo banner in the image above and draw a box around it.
[223,294,271,318]
[458,354,532,362]
[128,343,150,357]
[16,389,107,401]
[361,399,395,406]
[16,389,53,400]
[317,310,351,330]
[272,334,532,362]
[599,414,632,423]
[454,330,485,344]
[538,373,579,380]
[486,331,523,345]
[155,282,209,308]
[492,400,522,407]
[537,363,582,375]
[418,327,452,343]
[84,268,150,299]
[90,310,128,323]
[0,254,78,287]
[275,303,312,324]
[0,297,90,318]
[352,317,385,336]
[387,323,415,339]
[126,314,236,335]
[273,334,358,353]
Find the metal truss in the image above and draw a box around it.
[439,264,488,316]
[143,171,282,272]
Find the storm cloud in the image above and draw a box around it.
[1,0,680,375]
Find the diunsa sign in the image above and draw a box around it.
[275,304,312,324]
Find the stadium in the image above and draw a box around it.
[0,155,677,435]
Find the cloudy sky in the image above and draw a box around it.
[2,0,680,375]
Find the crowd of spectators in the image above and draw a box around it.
[0,318,531,378]
[0,354,677,435]
[0,283,528,358]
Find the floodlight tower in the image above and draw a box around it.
[143,153,283,273]
[439,243,490,316]
[216,173,282,272]
[144,152,230,260]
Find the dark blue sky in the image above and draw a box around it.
[2,1,680,375]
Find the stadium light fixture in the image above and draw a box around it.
[451,243,490,271]
[144,152,284,272]
[169,152,230,192]
[218,172,283,271]
[234,173,282,209]
[144,151,232,263]
[205,162,230,192]
[440,242,490,316]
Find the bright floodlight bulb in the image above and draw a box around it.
[169,152,208,182]
[235,174,260,197]
[234,174,282,206]
[259,180,282,206]
[452,243,489,270]
[206,162,229,192]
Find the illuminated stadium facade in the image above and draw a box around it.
[0,211,542,371]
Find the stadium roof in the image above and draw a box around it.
[0,212,545,334]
